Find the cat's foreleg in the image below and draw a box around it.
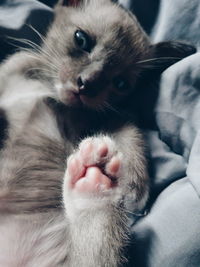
[63,125,149,266]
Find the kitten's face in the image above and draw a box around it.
[43,0,151,110]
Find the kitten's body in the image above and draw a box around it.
[0,0,195,266]
[0,51,145,267]
[0,49,146,266]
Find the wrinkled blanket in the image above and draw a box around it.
[0,1,200,266]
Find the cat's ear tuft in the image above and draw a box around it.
[150,41,196,72]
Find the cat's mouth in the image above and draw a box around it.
[55,82,100,108]
[66,91,92,107]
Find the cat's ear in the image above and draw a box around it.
[134,42,196,128]
[56,0,82,7]
[56,0,113,7]
[149,41,196,72]
[136,41,196,96]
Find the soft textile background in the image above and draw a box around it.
[0,1,200,266]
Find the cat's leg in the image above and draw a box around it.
[63,126,149,267]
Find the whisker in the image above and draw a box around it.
[7,35,62,73]
[136,56,181,65]
[26,24,46,43]
[6,36,42,53]
[103,101,121,115]
[26,25,68,74]
[24,68,58,79]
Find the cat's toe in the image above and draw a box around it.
[105,155,121,177]
[74,167,112,194]
[66,154,86,188]
[79,136,116,167]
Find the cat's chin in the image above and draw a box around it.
[79,95,103,110]
[60,93,82,108]
[58,91,100,110]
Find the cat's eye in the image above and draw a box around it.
[74,30,93,53]
[113,76,128,91]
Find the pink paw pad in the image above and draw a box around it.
[66,137,121,194]
[74,167,111,193]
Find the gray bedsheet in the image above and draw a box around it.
[131,53,200,267]
[130,1,200,266]
[0,0,200,266]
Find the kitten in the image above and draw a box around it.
[0,0,195,266]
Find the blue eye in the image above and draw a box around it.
[74,30,93,52]
[113,76,128,91]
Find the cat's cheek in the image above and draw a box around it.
[58,61,75,84]
[79,91,109,109]
[79,96,99,109]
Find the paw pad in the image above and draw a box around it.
[65,137,121,195]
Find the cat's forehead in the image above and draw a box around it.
[52,2,150,67]
[69,3,141,39]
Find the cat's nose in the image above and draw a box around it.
[77,76,97,97]
[77,76,86,92]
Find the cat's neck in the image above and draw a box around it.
[45,98,128,144]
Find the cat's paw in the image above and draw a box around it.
[65,136,122,195]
